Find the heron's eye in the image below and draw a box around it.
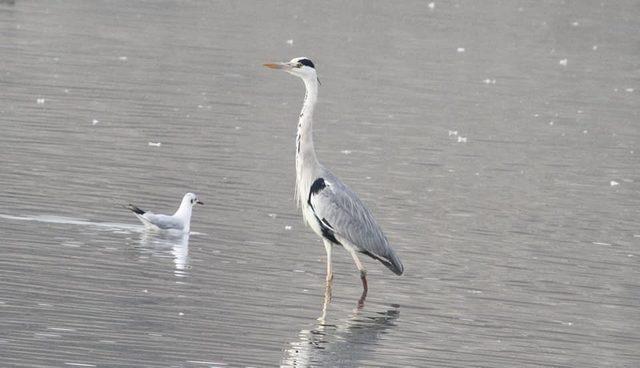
[295,63,302,68]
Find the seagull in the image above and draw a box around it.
[126,192,203,233]
[264,57,404,301]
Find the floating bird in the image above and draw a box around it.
[126,192,203,233]
[264,57,404,300]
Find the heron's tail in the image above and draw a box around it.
[125,204,146,215]
[362,248,404,276]
[386,251,404,276]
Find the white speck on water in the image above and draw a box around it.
[428,2,435,10]
[457,47,465,53]
[36,98,45,104]
[467,290,482,294]
[64,89,70,93]
[118,56,127,61]
[92,119,99,125]
[555,320,573,326]
[286,39,294,45]
[559,58,568,66]
[577,110,583,114]
[143,289,148,293]
[178,312,184,316]
[148,142,161,147]
[592,45,598,50]
[284,225,292,230]
[630,150,635,154]
[293,269,305,273]
[366,176,371,180]
[457,136,467,143]
[571,21,579,26]
[483,78,497,84]
[267,213,277,218]
[593,241,612,246]
[341,150,352,155]
[549,121,555,126]
[533,113,539,117]
[625,88,634,92]
[235,126,241,130]
[448,130,458,136]
[628,254,634,257]
[582,130,588,134]
[65,363,96,367]
[610,180,619,187]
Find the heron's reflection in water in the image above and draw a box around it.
[138,231,190,277]
[281,291,400,367]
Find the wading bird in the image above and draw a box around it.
[264,57,403,302]
[126,192,203,233]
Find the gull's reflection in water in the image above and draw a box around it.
[138,231,190,277]
[281,292,400,367]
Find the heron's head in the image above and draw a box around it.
[183,192,204,207]
[264,57,319,83]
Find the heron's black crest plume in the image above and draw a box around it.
[298,58,315,69]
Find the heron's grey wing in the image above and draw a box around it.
[308,177,404,275]
[142,213,184,230]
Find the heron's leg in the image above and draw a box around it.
[323,240,334,283]
[346,248,368,308]
[322,240,334,302]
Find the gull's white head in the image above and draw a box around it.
[183,192,204,207]
[264,57,319,83]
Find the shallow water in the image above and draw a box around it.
[1,0,639,367]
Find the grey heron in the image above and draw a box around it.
[126,192,203,233]
[264,57,404,301]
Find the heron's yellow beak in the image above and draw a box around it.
[263,62,289,70]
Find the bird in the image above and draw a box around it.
[126,192,203,233]
[264,57,404,300]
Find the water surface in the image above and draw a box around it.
[1,1,638,367]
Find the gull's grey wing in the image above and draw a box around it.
[308,175,404,275]
[142,213,184,230]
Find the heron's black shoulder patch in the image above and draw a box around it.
[298,59,315,69]
[308,178,326,208]
[310,178,326,195]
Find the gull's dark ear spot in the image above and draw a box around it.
[298,59,315,69]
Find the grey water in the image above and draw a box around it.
[1,1,639,367]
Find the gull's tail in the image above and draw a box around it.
[126,204,146,215]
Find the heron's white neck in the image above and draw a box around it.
[295,76,320,207]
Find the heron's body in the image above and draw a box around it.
[126,192,203,233]
[265,57,403,298]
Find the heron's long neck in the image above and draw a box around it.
[295,77,320,207]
